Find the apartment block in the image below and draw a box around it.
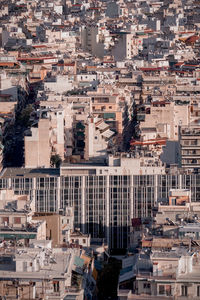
[25,108,64,168]
[84,117,114,162]
[180,126,200,172]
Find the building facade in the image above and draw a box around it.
[180,126,200,171]
[1,166,200,249]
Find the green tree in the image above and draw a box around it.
[17,104,33,127]
[50,154,62,168]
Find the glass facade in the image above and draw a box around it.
[109,175,130,249]
[1,173,200,248]
[85,176,106,239]
[60,176,82,228]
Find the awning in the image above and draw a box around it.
[102,129,115,139]
[0,233,36,240]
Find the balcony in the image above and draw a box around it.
[181,129,200,136]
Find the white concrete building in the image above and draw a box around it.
[84,117,115,162]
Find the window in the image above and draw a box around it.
[83,239,86,244]
[166,285,171,296]
[53,281,59,292]
[197,286,200,297]
[191,140,197,146]
[182,285,188,296]
[23,262,27,272]
[2,217,9,224]
[159,285,165,295]
[143,283,150,289]
[14,217,21,224]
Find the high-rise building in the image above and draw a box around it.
[1,157,200,250]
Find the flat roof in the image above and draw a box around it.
[151,251,184,259]
[0,251,72,280]
[1,168,60,179]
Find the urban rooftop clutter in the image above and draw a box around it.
[1,0,200,299]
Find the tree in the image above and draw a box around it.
[50,154,62,168]
[17,104,33,127]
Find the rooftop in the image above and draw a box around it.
[0,248,76,281]
[0,168,60,178]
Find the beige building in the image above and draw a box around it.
[33,207,90,248]
[90,93,123,134]
[84,117,115,162]
[154,189,200,226]
[0,189,46,243]
[180,125,200,171]
[131,250,200,300]
[140,102,189,141]
[0,247,84,300]
[33,207,74,247]
[24,108,64,168]
[25,118,50,168]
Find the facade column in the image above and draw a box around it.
[155,174,158,206]
[130,175,134,220]
[8,177,12,189]
[179,174,182,189]
[31,177,36,212]
[105,175,110,248]
[57,177,61,212]
[81,176,86,233]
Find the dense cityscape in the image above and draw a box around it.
[0,0,200,299]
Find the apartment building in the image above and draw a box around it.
[90,93,123,134]
[130,249,200,300]
[32,206,90,248]
[81,25,105,58]
[0,189,46,243]
[84,117,115,162]
[155,189,193,225]
[140,102,189,141]
[24,108,64,168]
[0,72,18,117]
[0,246,84,300]
[118,187,200,299]
[180,126,200,172]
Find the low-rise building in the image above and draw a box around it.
[0,246,85,300]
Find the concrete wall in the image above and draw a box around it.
[25,119,50,168]
[81,26,104,58]
[140,103,189,141]
[33,215,61,247]
[44,75,74,93]
[38,118,50,167]
[160,140,180,165]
